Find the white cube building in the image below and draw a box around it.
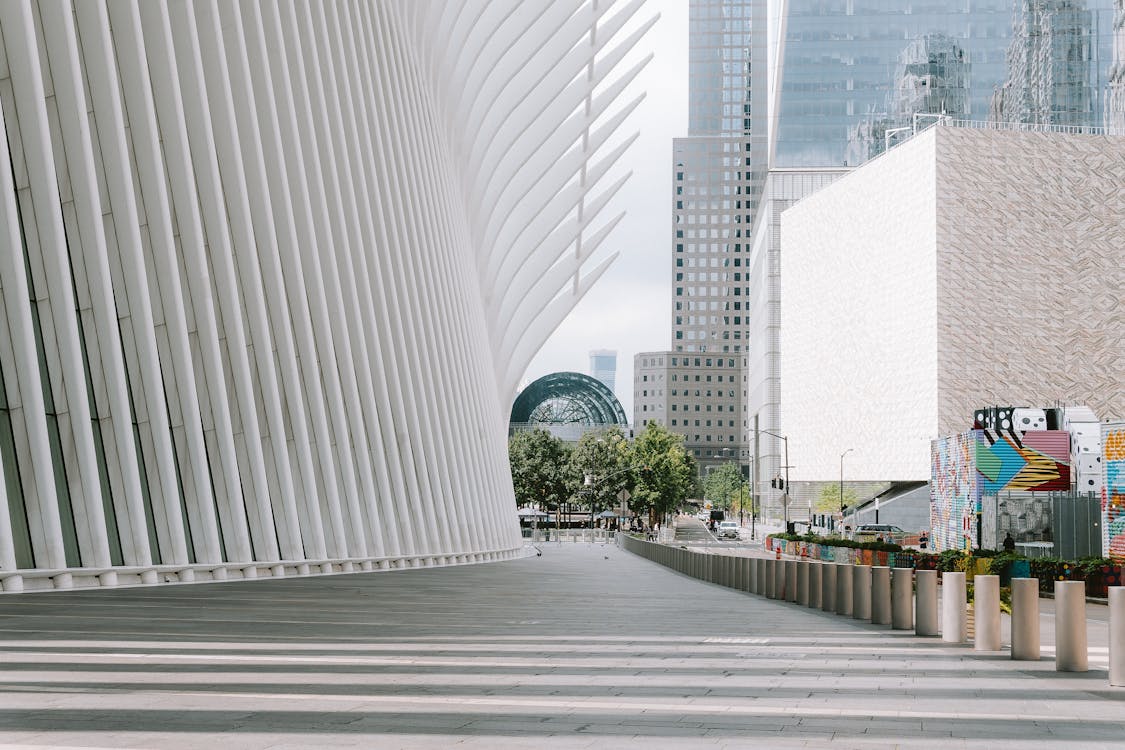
[780,125,1125,482]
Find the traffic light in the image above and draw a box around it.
[771,476,784,490]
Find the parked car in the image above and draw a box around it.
[717,521,740,539]
[853,524,906,543]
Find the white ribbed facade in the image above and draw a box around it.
[0,1,649,592]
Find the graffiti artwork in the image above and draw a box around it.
[931,429,1072,553]
[976,430,1070,493]
[930,432,978,553]
[1103,423,1125,563]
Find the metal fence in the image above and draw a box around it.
[982,491,1102,559]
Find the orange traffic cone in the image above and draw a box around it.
[775,547,781,560]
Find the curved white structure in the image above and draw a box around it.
[0,0,650,592]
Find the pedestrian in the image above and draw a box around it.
[1002,531,1015,552]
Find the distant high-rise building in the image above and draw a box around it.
[664,0,753,474]
[589,349,618,393]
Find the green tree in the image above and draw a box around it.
[629,422,695,523]
[568,426,632,517]
[704,463,748,512]
[508,429,571,510]
[817,483,858,513]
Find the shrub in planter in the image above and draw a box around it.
[987,551,1025,585]
[1075,557,1115,597]
[937,549,966,572]
[1028,557,1069,591]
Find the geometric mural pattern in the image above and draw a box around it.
[932,429,1073,552]
[1103,422,1125,562]
[976,430,1070,493]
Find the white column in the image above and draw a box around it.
[871,566,891,626]
[0,95,67,570]
[1109,587,1124,686]
[892,568,914,630]
[852,564,871,621]
[809,562,822,609]
[1055,580,1088,672]
[941,572,967,643]
[1010,578,1040,660]
[1,0,117,569]
[836,563,853,616]
[797,560,810,606]
[915,570,939,636]
[66,1,227,564]
[974,574,1002,651]
[821,561,836,612]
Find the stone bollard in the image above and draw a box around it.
[741,557,751,591]
[786,560,798,603]
[853,565,872,621]
[974,574,1001,651]
[871,567,891,626]
[750,557,760,594]
[775,558,786,600]
[809,562,822,609]
[758,558,769,597]
[821,562,837,612]
[1010,578,1040,661]
[941,572,967,643]
[797,560,810,606]
[1110,587,1124,686]
[915,569,939,636]
[836,563,854,616]
[766,559,777,599]
[891,568,913,630]
[1055,580,1088,672]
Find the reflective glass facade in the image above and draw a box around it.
[772,0,1120,169]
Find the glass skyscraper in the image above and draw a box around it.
[769,0,1118,171]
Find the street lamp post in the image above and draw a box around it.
[839,448,854,531]
[757,428,790,529]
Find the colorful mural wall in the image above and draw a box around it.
[931,432,978,553]
[1103,422,1125,562]
[931,430,1072,552]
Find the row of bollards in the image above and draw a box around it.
[616,534,1123,686]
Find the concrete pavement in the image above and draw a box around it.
[0,541,1123,749]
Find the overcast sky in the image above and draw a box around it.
[521,0,688,418]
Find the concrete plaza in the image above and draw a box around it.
[0,542,1122,749]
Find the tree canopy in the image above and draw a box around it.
[567,426,633,515]
[507,422,696,524]
[816,483,859,513]
[508,429,571,510]
[703,463,748,512]
[628,422,695,523]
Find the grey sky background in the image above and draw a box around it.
[522,0,688,418]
